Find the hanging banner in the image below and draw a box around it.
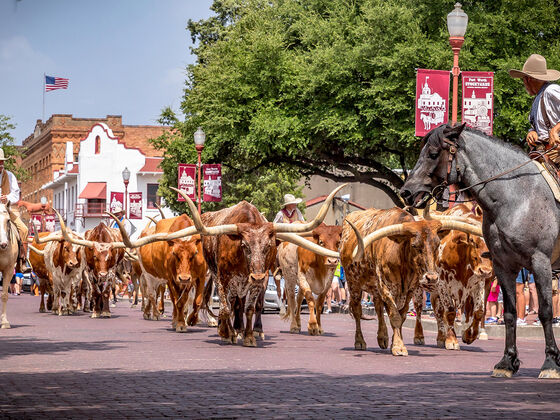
[128,192,142,220]
[462,71,494,135]
[177,164,197,202]
[415,69,450,136]
[31,215,43,233]
[109,192,124,213]
[203,164,222,202]
[44,214,56,232]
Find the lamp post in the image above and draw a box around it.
[40,196,47,232]
[122,167,130,218]
[193,127,206,213]
[447,2,468,125]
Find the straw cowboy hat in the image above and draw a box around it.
[509,54,560,81]
[282,193,302,207]
[113,204,124,214]
[0,149,8,161]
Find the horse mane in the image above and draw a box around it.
[461,126,527,157]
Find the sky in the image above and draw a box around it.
[0,0,214,145]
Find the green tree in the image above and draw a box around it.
[0,115,29,181]
[164,0,560,207]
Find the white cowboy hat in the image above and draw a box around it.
[113,205,124,214]
[509,54,560,81]
[282,193,302,207]
[0,149,8,161]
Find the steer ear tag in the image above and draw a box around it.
[449,145,457,154]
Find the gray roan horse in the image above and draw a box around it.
[401,123,560,379]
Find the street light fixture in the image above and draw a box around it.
[447,2,468,125]
[193,127,206,213]
[40,196,47,232]
[122,167,130,218]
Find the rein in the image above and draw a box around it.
[433,141,559,204]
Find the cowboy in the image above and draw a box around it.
[273,193,305,224]
[110,204,132,237]
[509,54,560,165]
[0,149,29,272]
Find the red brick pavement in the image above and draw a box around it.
[0,294,559,419]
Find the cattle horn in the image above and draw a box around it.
[30,218,63,243]
[154,202,166,219]
[345,219,365,261]
[276,233,340,259]
[422,205,482,227]
[438,220,483,237]
[105,212,135,248]
[146,216,159,226]
[274,184,348,233]
[53,208,96,248]
[28,244,44,256]
[124,249,139,261]
[171,187,207,233]
[351,224,408,260]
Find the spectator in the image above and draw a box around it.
[552,270,560,325]
[516,269,533,325]
[526,274,539,316]
[10,272,22,295]
[486,279,500,324]
[273,194,304,223]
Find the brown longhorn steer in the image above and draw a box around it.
[136,215,206,332]
[29,234,53,313]
[413,204,493,349]
[340,207,482,356]
[278,223,342,335]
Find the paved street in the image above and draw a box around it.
[0,294,559,419]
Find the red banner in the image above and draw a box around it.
[31,215,42,233]
[203,164,222,202]
[177,164,197,202]
[415,69,450,136]
[110,192,124,213]
[44,214,56,232]
[462,71,494,135]
[128,192,142,220]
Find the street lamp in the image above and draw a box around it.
[193,127,206,213]
[122,167,130,218]
[447,2,468,125]
[40,196,47,232]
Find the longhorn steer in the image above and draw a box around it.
[413,205,493,349]
[29,234,53,313]
[340,207,482,356]
[278,223,342,335]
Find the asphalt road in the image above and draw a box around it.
[0,294,559,419]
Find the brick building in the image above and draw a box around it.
[21,114,165,203]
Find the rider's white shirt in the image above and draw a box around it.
[531,83,560,141]
[2,170,20,203]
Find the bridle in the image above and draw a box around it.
[426,137,558,206]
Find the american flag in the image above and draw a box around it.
[45,75,69,92]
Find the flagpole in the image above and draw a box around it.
[42,73,45,121]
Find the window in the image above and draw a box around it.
[147,183,160,209]
[95,136,100,154]
[87,199,106,215]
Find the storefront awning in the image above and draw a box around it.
[79,182,107,200]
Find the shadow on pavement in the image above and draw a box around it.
[0,338,123,360]
[0,368,557,419]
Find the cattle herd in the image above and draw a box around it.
[0,181,518,372]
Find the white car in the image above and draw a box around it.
[264,275,285,312]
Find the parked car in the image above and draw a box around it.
[21,272,37,293]
[264,275,285,312]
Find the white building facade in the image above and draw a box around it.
[42,123,172,238]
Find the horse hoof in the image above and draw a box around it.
[91,312,99,319]
[391,346,409,356]
[491,369,513,378]
[414,337,425,345]
[101,312,111,318]
[143,314,151,320]
[207,319,218,327]
[253,331,265,340]
[446,342,460,350]
[538,369,560,379]
[39,308,46,313]
[175,325,187,333]
[290,327,300,334]
[1,322,10,329]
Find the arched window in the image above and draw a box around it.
[95,136,101,154]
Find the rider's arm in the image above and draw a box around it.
[6,171,20,203]
[543,85,560,144]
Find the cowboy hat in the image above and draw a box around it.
[282,193,302,207]
[112,204,124,214]
[0,149,9,161]
[509,54,560,81]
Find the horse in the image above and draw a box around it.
[400,123,560,379]
[0,203,20,329]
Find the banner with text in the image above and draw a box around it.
[109,192,124,213]
[415,69,450,136]
[31,215,42,233]
[203,164,222,202]
[128,192,142,220]
[45,214,56,232]
[462,71,494,136]
[177,164,197,201]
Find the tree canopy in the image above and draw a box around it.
[0,115,29,181]
[156,0,560,208]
